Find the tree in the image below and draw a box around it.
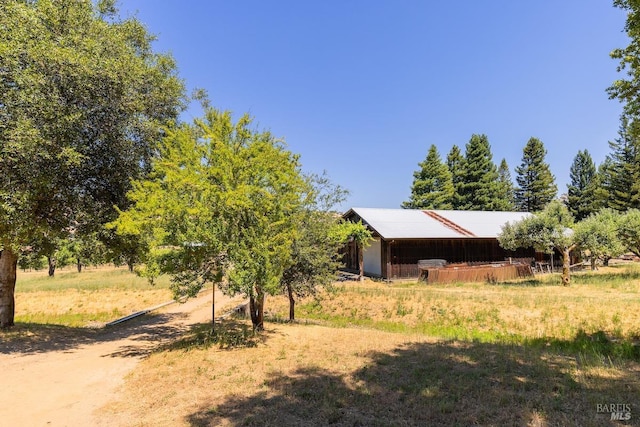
[333,221,374,281]
[446,145,466,209]
[0,0,185,327]
[602,118,640,211]
[496,158,516,211]
[617,209,640,258]
[514,137,557,212]
[498,201,576,285]
[115,108,310,331]
[573,209,625,269]
[403,145,454,209]
[566,150,598,220]
[280,173,347,321]
[608,0,640,119]
[458,134,502,210]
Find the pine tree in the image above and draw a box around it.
[403,145,454,209]
[566,149,597,220]
[458,134,501,210]
[496,158,516,211]
[514,137,557,212]
[446,145,466,209]
[604,117,640,211]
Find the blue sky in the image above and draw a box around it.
[120,1,629,211]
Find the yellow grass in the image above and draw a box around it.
[100,322,640,426]
[13,266,173,328]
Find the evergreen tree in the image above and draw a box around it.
[514,137,557,212]
[593,157,614,210]
[496,158,516,211]
[566,149,598,220]
[604,118,640,211]
[446,145,466,209]
[458,134,501,210]
[403,145,454,209]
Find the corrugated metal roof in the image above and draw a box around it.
[345,207,530,240]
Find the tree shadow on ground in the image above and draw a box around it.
[0,312,193,357]
[186,339,639,427]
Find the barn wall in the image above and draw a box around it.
[385,239,534,279]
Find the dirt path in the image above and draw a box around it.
[0,290,244,426]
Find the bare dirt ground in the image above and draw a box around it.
[0,289,244,426]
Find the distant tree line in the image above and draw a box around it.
[403,118,640,219]
[403,134,556,212]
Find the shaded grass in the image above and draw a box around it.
[101,322,640,426]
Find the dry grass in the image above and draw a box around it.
[11,266,172,329]
[265,265,640,358]
[99,265,640,426]
[7,264,640,425]
[100,322,640,426]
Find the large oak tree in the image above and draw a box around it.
[0,0,185,327]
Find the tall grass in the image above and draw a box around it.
[268,265,640,361]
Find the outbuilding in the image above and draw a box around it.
[342,207,536,279]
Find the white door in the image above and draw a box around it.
[363,238,382,276]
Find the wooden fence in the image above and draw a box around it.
[419,262,533,284]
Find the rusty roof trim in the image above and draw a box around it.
[423,210,476,237]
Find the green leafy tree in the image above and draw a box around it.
[573,209,625,269]
[498,201,575,285]
[0,0,185,327]
[459,134,502,210]
[566,150,598,220]
[617,209,640,257]
[496,158,516,211]
[514,137,557,212]
[280,173,348,321]
[115,108,310,331]
[332,221,374,281]
[403,145,454,209]
[446,145,466,209]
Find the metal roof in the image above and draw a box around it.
[345,207,530,240]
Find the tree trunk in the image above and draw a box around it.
[249,289,265,331]
[358,243,364,281]
[590,256,596,271]
[127,260,134,273]
[561,247,572,286]
[77,258,82,273]
[0,248,18,328]
[287,283,295,321]
[47,256,56,277]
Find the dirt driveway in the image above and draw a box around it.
[0,290,244,426]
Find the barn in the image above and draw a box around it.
[342,207,536,279]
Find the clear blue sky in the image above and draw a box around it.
[120,1,628,211]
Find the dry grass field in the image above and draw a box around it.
[10,266,173,330]
[4,264,640,425]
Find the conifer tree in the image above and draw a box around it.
[496,158,516,211]
[566,149,598,220]
[458,134,501,210]
[604,118,640,211]
[514,137,557,212]
[403,145,454,209]
[446,145,466,209]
